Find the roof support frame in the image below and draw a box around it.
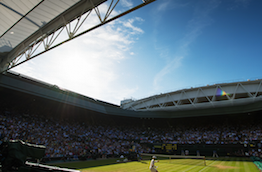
[232,83,239,100]
[199,88,213,103]
[218,85,231,100]
[42,26,65,50]
[142,99,150,110]
[254,80,262,98]
[239,83,253,97]
[181,90,196,108]
[1,0,156,73]
[152,96,163,109]
[121,80,262,112]
[166,93,181,110]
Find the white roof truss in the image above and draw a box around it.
[122,80,262,111]
[0,0,156,73]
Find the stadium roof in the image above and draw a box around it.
[1,71,262,118]
[121,79,262,113]
[1,0,79,52]
[0,0,155,73]
[0,0,107,72]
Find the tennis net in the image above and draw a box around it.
[140,153,206,166]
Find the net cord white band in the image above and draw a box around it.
[140,153,205,159]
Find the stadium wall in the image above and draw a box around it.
[151,143,248,157]
[1,71,262,118]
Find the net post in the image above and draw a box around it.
[204,156,206,166]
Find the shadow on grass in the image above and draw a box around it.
[206,157,253,162]
[140,161,147,164]
[145,157,253,168]
[47,158,120,169]
[47,157,253,170]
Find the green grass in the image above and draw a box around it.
[50,157,259,172]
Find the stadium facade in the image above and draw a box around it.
[1,0,261,118]
[121,79,262,113]
[1,71,262,119]
[2,0,262,169]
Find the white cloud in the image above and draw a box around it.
[153,0,220,90]
[11,61,35,77]
[156,0,188,12]
[157,1,171,11]
[153,56,184,89]
[12,6,145,105]
[120,18,144,34]
[121,0,133,8]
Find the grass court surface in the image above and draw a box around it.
[51,157,259,172]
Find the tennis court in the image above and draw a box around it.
[52,156,259,172]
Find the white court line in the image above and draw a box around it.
[183,160,213,172]
[198,160,217,172]
[183,164,199,172]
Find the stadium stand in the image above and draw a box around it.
[1,97,262,163]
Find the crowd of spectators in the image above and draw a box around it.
[0,111,147,160]
[0,109,262,160]
[159,124,262,145]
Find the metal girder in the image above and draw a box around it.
[122,79,262,111]
[166,93,181,110]
[0,0,156,73]
[198,87,214,107]
[254,80,262,97]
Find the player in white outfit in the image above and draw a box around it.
[149,156,158,172]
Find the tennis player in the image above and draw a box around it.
[149,156,158,172]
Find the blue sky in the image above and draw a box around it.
[12,0,262,105]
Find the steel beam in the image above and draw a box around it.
[0,0,156,73]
